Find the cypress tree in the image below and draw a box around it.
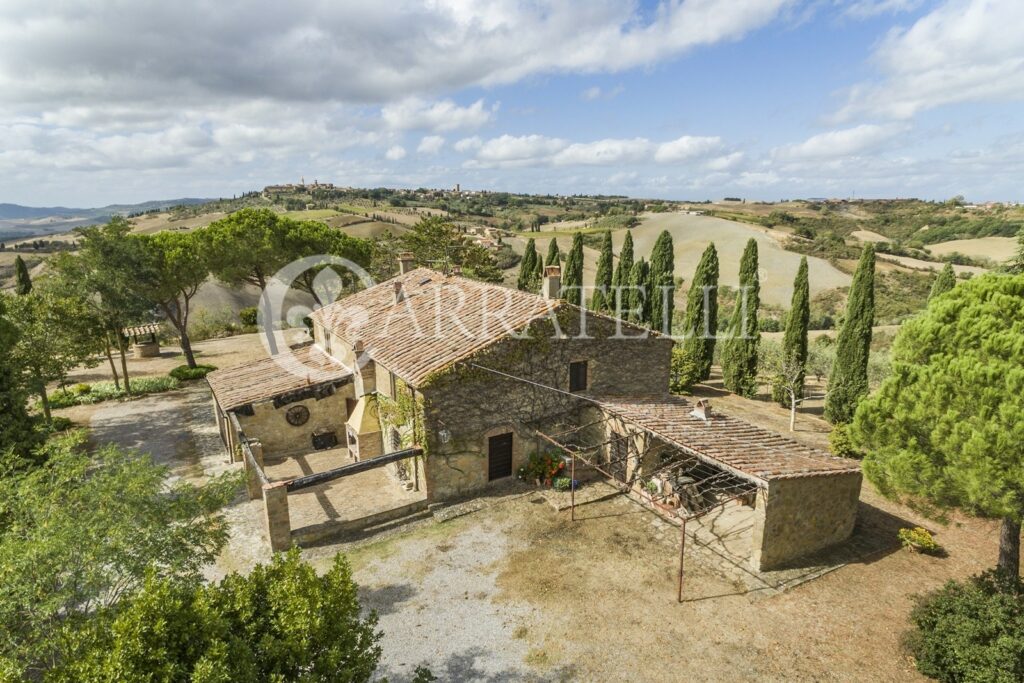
[648,230,675,333]
[14,255,32,295]
[0,297,40,456]
[545,238,561,267]
[517,239,538,291]
[928,262,956,301]
[824,244,875,424]
[563,232,584,306]
[679,244,719,381]
[590,231,613,312]
[773,257,809,405]
[721,239,761,396]
[534,246,543,279]
[626,258,649,323]
[611,231,634,318]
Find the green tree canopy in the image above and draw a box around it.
[545,238,561,267]
[13,255,31,296]
[134,231,211,368]
[1009,226,1024,274]
[6,285,102,422]
[590,230,613,312]
[773,256,809,406]
[611,231,634,313]
[207,208,300,355]
[0,432,239,678]
[852,274,1024,575]
[678,244,719,382]
[648,230,675,334]
[52,550,382,683]
[517,238,539,291]
[64,219,154,393]
[398,216,502,283]
[562,232,584,306]
[0,296,40,457]
[824,244,875,424]
[929,262,956,301]
[721,238,761,397]
[626,258,649,324]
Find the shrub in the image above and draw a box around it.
[238,306,258,326]
[906,571,1024,682]
[70,383,91,395]
[898,527,941,554]
[45,377,181,409]
[553,477,573,492]
[828,423,862,459]
[169,364,217,381]
[669,345,701,394]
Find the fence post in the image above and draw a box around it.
[263,481,292,552]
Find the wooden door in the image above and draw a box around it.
[488,433,514,481]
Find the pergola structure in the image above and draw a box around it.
[536,415,760,602]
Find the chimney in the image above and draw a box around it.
[542,265,561,300]
[690,399,713,423]
[398,252,415,274]
[393,281,405,304]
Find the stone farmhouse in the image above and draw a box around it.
[207,258,861,580]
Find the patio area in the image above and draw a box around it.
[263,447,428,545]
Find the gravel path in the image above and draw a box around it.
[355,516,548,682]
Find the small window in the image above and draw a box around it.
[569,361,588,393]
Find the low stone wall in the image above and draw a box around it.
[750,471,862,571]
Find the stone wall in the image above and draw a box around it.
[235,383,353,457]
[420,308,673,499]
[750,471,862,571]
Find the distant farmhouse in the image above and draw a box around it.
[208,257,861,582]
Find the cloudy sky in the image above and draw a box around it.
[1,0,1022,206]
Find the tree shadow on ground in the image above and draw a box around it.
[359,583,418,616]
[380,647,577,683]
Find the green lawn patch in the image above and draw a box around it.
[47,377,181,409]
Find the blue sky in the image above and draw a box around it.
[1,0,1022,206]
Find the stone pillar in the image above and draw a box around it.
[263,481,292,552]
[245,440,265,500]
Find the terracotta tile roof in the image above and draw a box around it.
[206,342,352,411]
[310,268,560,386]
[123,323,161,337]
[597,395,861,482]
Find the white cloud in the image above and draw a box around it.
[553,138,652,165]
[840,0,923,20]
[580,84,624,101]
[469,132,729,168]
[654,135,724,162]
[0,1,793,110]
[385,145,407,160]
[454,135,483,152]
[417,135,445,154]
[705,151,745,170]
[381,98,495,132]
[475,134,568,165]
[836,0,1024,120]
[775,123,908,159]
